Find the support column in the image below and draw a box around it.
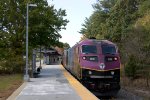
[32,49,36,77]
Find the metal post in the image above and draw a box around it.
[24,3,30,81]
[24,3,37,81]
[39,46,42,68]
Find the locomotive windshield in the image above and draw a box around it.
[102,45,116,54]
[82,45,97,54]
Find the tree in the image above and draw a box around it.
[63,43,70,49]
[0,0,68,73]
[104,0,139,42]
[79,0,117,39]
[29,6,69,48]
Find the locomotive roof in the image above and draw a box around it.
[78,39,116,45]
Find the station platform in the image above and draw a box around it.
[7,65,98,100]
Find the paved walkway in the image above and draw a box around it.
[16,65,81,100]
[7,63,98,100]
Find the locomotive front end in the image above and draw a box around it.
[80,40,121,96]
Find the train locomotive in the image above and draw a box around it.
[62,39,121,96]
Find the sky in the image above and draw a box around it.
[48,0,96,47]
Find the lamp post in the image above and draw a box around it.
[24,3,37,82]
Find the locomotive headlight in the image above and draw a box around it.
[99,63,105,70]
[111,71,115,75]
[88,71,92,75]
[82,56,86,60]
[114,57,118,61]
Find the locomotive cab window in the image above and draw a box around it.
[102,45,116,54]
[82,45,97,54]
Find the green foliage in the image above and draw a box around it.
[0,51,24,74]
[79,0,117,39]
[63,43,70,49]
[0,0,68,74]
[138,0,150,15]
[105,0,139,42]
[29,6,69,47]
[124,55,139,78]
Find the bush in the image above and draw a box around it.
[125,55,139,79]
[0,55,25,74]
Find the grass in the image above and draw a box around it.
[0,74,23,92]
[0,74,23,100]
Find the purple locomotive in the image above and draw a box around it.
[62,39,121,96]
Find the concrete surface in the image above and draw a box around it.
[15,65,81,100]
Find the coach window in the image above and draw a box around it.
[82,45,97,54]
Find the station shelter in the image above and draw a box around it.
[43,48,62,65]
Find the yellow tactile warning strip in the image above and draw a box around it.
[60,65,99,100]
